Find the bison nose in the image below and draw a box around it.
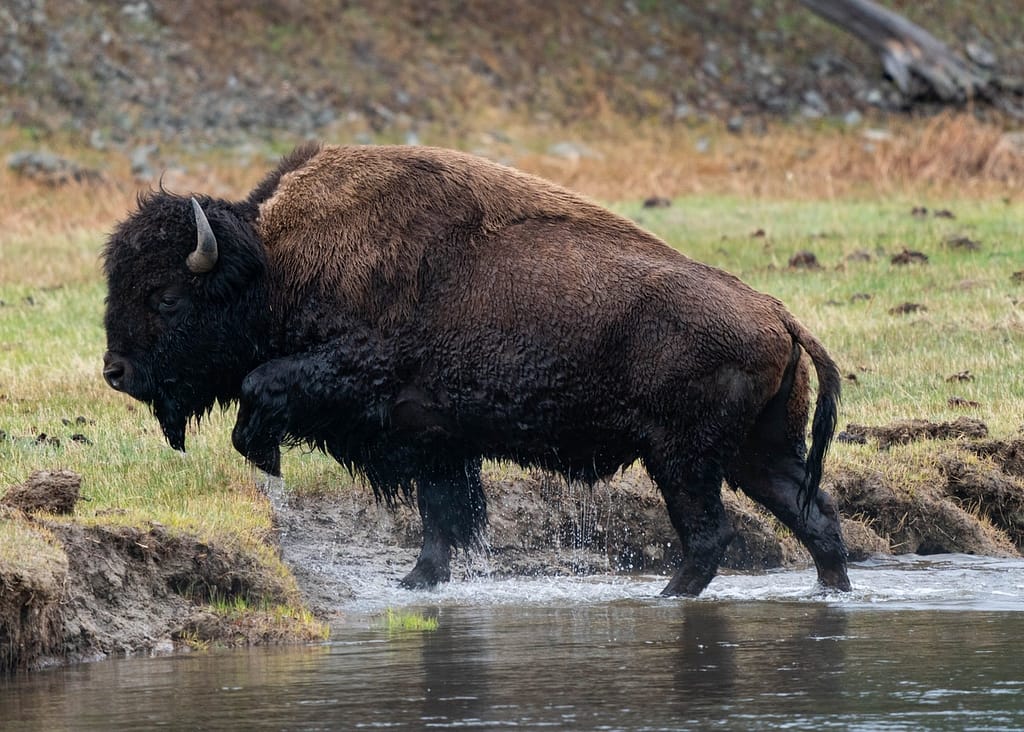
[102,352,130,391]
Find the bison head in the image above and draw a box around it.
[102,192,270,451]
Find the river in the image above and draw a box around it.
[2,554,1023,730]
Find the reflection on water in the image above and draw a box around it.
[2,555,1023,731]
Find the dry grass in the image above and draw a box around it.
[2,116,1018,283]
[0,513,67,585]
[512,114,1023,201]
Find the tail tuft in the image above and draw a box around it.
[785,315,842,515]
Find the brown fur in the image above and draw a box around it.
[256,145,665,327]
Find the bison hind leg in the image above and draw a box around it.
[644,450,735,597]
[725,355,850,592]
[400,458,488,590]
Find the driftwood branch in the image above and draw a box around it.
[798,0,989,103]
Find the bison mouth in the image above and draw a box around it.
[104,354,195,451]
[104,350,249,453]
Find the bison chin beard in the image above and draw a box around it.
[154,398,189,452]
[151,383,223,453]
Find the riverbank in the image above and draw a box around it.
[4,412,1023,671]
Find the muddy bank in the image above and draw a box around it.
[4,418,1023,670]
[828,420,1024,557]
[0,472,319,673]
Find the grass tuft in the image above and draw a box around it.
[380,608,439,633]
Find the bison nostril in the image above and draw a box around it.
[102,353,129,390]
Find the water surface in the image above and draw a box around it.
[2,555,1023,731]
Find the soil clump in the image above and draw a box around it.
[1,470,81,515]
[838,416,989,449]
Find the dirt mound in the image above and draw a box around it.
[0,511,67,673]
[963,438,1024,478]
[0,507,315,672]
[828,466,1016,557]
[838,416,989,449]
[1,469,81,515]
[828,420,1024,557]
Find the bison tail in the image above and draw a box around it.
[786,316,842,515]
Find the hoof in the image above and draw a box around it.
[398,563,450,590]
[659,570,713,598]
[817,566,852,592]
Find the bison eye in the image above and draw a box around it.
[158,294,180,313]
[148,289,188,321]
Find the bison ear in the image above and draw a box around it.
[187,197,219,273]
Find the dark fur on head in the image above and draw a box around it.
[103,190,271,449]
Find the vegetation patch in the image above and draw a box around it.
[379,608,439,633]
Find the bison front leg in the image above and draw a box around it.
[232,375,286,477]
[231,343,380,478]
[400,459,488,590]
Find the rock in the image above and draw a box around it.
[863,127,894,142]
[130,144,158,180]
[7,150,104,186]
[546,141,602,161]
[983,132,1024,181]
[802,89,828,115]
[966,41,997,68]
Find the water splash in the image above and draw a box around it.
[337,554,1024,618]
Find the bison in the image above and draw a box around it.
[102,143,850,596]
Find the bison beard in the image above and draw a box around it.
[102,143,851,596]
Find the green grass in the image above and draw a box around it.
[379,608,439,633]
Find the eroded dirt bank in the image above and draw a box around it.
[0,472,317,673]
[3,420,1023,670]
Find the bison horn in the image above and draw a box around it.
[187,197,219,273]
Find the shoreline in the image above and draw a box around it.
[4,418,1022,672]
